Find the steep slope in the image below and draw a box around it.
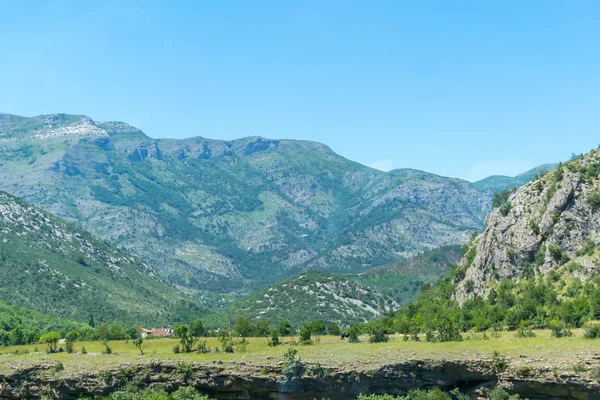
[205,270,398,328]
[0,113,491,294]
[454,150,600,303]
[472,163,558,194]
[0,190,202,326]
[355,245,462,305]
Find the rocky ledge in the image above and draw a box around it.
[0,358,599,399]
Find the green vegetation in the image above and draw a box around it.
[0,191,204,328]
[109,386,213,400]
[205,270,398,328]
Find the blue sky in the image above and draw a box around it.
[1,1,599,181]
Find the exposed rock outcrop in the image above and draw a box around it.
[455,149,600,303]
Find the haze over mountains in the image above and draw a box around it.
[0,113,556,310]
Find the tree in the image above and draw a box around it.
[235,317,255,338]
[174,323,197,353]
[267,329,280,347]
[278,320,293,337]
[108,322,125,340]
[9,326,24,346]
[65,330,78,354]
[132,334,144,355]
[190,319,205,337]
[256,320,270,336]
[299,324,312,344]
[310,320,326,335]
[40,331,61,353]
[88,314,95,328]
[326,323,340,336]
[97,323,109,341]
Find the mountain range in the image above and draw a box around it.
[0,112,557,323]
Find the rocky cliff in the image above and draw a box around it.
[455,149,600,303]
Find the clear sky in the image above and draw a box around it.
[1,1,599,181]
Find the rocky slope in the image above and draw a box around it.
[0,113,493,295]
[454,150,600,303]
[0,190,202,325]
[206,270,399,327]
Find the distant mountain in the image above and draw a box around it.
[0,113,498,297]
[473,163,558,194]
[204,270,399,328]
[0,190,202,326]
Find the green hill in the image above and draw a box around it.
[0,113,494,297]
[0,190,202,326]
[354,245,462,305]
[204,270,398,328]
[472,163,558,194]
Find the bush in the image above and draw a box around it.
[267,330,280,347]
[172,344,181,354]
[278,320,293,336]
[499,202,512,216]
[515,324,536,338]
[548,320,573,338]
[365,321,389,343]
[196,340,209,353]
[584,323,600,339]
[348,325,360,343]
[299,324,312,345]
[40,331,61,353]
[102,339,113,354]
[282,348,306,381]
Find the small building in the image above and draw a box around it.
[140,327,173,338]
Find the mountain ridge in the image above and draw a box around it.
[0,112,546,300]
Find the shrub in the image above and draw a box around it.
[219,331,234,353]
[348,325,360,343]
[172,344,181,354]
[196,340,209,353]
[492,350,507,373]
[584,324,600,339]
[299,324,312,345]
[267,330,280,347]
[573,363,586,373]
[50,361,64,374]
[102,339,113,354]
[515,324,536,338]
[278,320,293,336]
[365,321,389,343]
[40,331,61,353]
[499,202,512,216]
[282,348,306,381]
[548,320,573,338]
[437,318,463,342]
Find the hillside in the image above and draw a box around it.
[0,113,492,295]
[472,163,558,194]
[354,245,462,305]
[205,270,399,328]
[0,190,202,326]
[455,149,600,304]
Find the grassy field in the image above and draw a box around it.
[0,330,598,377]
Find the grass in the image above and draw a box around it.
[0,330,597,377]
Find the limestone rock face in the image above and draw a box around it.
[454,149,600,303]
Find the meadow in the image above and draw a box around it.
[0,330,597,377]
